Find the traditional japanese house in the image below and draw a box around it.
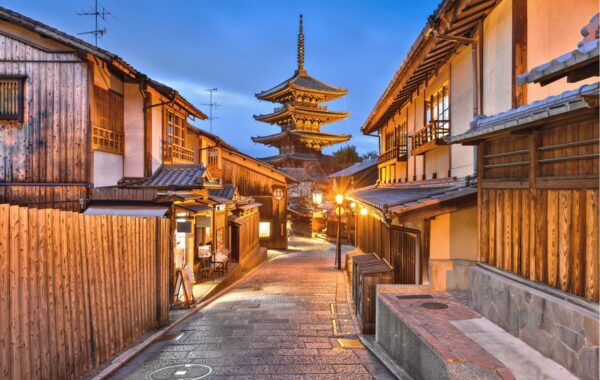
[446,13,599,378]
[0,6,207,210]
[350,1,599,379]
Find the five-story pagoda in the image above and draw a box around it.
[253,15,350,170]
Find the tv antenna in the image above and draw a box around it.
[201,88,221,133]
[77,0,114,46]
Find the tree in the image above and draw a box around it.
[332,145,361,166]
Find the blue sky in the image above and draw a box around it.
[3,0,438,157]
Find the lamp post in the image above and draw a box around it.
[335,194,344,270]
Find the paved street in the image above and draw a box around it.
[111,237,394,379]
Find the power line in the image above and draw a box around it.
[201,88,221,133]
[77,0,113,46]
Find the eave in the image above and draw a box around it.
[256,72,348,103]
[254,105,349,125]
[361,0,500,135]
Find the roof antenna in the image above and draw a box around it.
[201,88,221,133]
[77,0,114,46]
[297,14,306,75]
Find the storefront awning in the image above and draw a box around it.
[83,205,169,217]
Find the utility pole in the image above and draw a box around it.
[201,88,221,133]
[77,0,113,46]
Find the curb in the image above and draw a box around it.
[358,334,413,380]
[91,253,274,380]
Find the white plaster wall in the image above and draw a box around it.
[450,45,476,178]
[526,0,598,102]
[151,104,162,173]
[93,151,123,187]
[123,83,145,177]
[424,146,450,179]
[483,0,513,115]
[430,213,450,260]
[449,206,478,261]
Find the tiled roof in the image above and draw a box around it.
[209,184,237,200]
[390,183,476,215]
[349,183,456,212]
[517,39,599,86]
[448,82,599,144]
[256,72,347,99]
[329,158,378,178]
[142,165,206,189]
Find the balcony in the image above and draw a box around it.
[162,140,194,163]
[411,121,450,156]
[378,145,408,163]
[92,125,124,154]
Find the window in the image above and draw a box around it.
[166,109,186,147]
[424,84,449,130]
[380,167,386,183]
[389,164,396,182]
[0,77,25,122]
[259,221,271,238]
[92,86,124,154]
[208,147,219,167]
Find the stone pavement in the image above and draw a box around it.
[110,237,395,379]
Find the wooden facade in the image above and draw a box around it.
[0,32,90,211]
[478,114,599,302]
[221,148,292,249]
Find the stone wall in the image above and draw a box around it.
[469,265,599,380]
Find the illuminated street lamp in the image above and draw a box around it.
[335,194,343,270]
[312,189,323,206]
[360,207,368,216]
[273,187,284,201]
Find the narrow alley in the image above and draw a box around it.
[111,237,394,379]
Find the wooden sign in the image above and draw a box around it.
[173,268,195,308]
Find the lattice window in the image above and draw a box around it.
[259,221,271,238]
[166,109,186,147]
[424,84,449,130]
[93,86,124,154]
[0,77,25,122]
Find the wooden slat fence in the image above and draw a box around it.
[0,204,171,380]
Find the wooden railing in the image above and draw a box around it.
[378,144,408,163]
[411,121,450,155]
[162,140,194,163]
[92,125,124,154]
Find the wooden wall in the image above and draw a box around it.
[222,155,288,249]
[480,116,599,302]
[234,211,261,268]
[0,33,91,209]
[355,212,421,284]
[0,204,171,380]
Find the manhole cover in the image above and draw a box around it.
[337,338,364,349]
[421,302,449,310]
[397,294,434,300]
[150,364,212,379]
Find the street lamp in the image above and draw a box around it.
[273,187,284,201]
[335,194,343,270]
[360,207,368,216]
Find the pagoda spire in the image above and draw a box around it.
[297,14,306,75]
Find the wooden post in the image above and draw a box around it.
[512,0,528,108]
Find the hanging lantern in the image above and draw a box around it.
[312,189,323,205]
[273,187,284,200]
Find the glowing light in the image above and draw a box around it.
[312,189,323,205]
[335,194,344,205]
[350,202,356,209]
[360,208,368,216]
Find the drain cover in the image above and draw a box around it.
[421,302,449,310]
[158,332,183,341]
[337,338,364,349]
[150,364,211,379]
[397,294,434,300]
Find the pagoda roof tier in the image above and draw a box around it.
[259,152,323,165]
[254,105,349,126]
[256,71,348,103]
[252,130,350,148]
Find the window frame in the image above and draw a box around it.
[0,76,26,123]
[259,221,272,239]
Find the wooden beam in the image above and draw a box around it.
[512,0,527,107]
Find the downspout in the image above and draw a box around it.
[138,76,152,177]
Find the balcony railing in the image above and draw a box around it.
[411,121,450,156]
[92,125,124,154]
[378,144,408,163]
[162,140,194,163]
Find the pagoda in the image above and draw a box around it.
[253,15,350,169]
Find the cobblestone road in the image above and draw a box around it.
[112,237,393,379]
